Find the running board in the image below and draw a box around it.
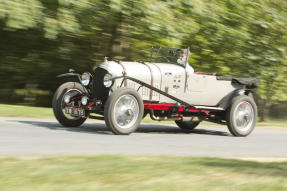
[193,106,224,111]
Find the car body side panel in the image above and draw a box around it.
[153,63,186,103]
[100,61,161,101]
[145,63,161,101]
[184,73,207,105]
[121,62,151,101]
[99,61,244,107]
[200,75,239,106]
[183,74,242,106]
[100,61,186,103]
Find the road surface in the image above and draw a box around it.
[0,117,286,157]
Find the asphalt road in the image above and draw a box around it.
[0,117,286,157]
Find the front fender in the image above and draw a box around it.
[57,72,82,86]
[57,72,81,79]
[56,72,92,95]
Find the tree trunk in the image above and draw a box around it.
[259,75,275,122]
[259,99,272,122]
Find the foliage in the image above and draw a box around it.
[0,0,286,120]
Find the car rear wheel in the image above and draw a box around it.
[226,95,257,137]
[104,88,144,135]
[175,120,200,130]
[52,82,87,127]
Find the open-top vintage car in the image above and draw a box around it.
[53,47,260,136]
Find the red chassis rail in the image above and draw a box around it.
[143,102,210,115]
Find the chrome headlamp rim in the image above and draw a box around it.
[80,72,91,86]
[103,73,113,88]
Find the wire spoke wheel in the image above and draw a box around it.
[61,89,82,120]
[52,82,87,127]
[233,101,254,131]
[104,88,144,135]
[114,95,140,129]
[226,95,257,137]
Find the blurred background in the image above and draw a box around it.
[0,0,286,121]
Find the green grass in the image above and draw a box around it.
[0,104,54,118]
[256,120,287,127]
[0,155,286,191]
[0,104,286,127]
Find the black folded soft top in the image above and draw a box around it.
[216,76,260,89]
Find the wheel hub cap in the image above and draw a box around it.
[114,95,139,129]
[233,101,254,131]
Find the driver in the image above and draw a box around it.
[177,49,194,74]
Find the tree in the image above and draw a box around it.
[0,0,286,120]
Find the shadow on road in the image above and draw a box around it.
[9,120,230,137]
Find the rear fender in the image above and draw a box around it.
[219,89,253,110]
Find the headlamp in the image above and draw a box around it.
[81,96,89,106]
[103,73,113,87]
[81,72,91,86]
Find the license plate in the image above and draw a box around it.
[65,107,85,117]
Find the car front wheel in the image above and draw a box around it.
[226,95,257,137]
[52,82,87,127]
[104,88,144,135]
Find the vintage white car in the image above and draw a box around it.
[53,48,260,136]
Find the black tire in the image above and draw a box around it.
[104,88,144,135]
[175,120,200,130]
[226,95,257,137]
[52,82,87,127]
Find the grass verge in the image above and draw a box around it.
[0,104,286,127]
[0,104,54,118]
[0,155,286,191]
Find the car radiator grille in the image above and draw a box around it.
[92,67,109,102]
